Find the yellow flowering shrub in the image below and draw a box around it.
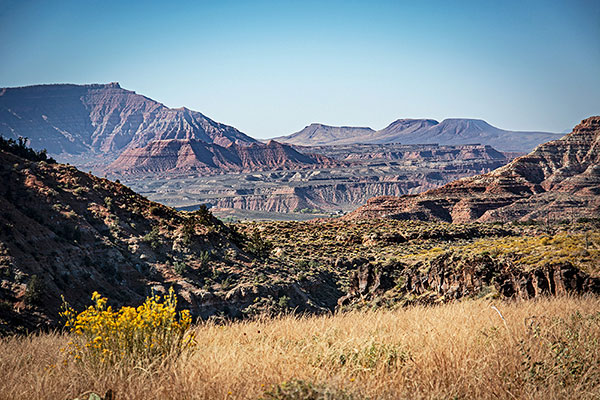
[60,287,194,366]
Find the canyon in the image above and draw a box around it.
[119,143,511,218]
[347,116,600,223]
[0,83,569,218]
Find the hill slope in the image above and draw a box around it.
[0,148,341,333]
[345,116,600,222]
[275,118,563,152]
[0,83,256,158]
[106,139,339,176]
[272,123,375,146]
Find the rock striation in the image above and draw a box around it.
[345,117,600,223]
[0,83,256,157]
[337,255,600,309]
[127,143,511,215]
[106,139,339,176]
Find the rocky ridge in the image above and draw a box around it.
[0,83,256,158]
[127,143,510,215]
[106,139,339,176]
[345,116,600,223]
[337,255,600,309]
[275,118,563,152]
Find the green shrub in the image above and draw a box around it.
[198,250,211,268]
[143,227,161,250]
[24,274,45,305]
[246,231,272,259]
[173,261,188,276]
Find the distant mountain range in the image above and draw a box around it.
[346,116,600,222]
[274,119,564,152]
[0,83,256,157]
[0,83,563,175]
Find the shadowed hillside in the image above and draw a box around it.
[0,147,342,333]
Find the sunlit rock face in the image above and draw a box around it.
[346,117,600,223]
[0,83,256,156]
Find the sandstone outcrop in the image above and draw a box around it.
[106,139,339,176]
[338,255,600,309]
[345,117,600,223]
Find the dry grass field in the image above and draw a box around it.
[1,296,599,400]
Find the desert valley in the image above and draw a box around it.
[1,1,599,398]
[0,81,599,399]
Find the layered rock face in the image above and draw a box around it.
[346,117,600,222]
[337,255,600,309]
[275,118,563,152]
[0,83,256,156]
[107,139,338,176]
[129,143,511,214]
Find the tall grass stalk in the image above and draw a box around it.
[0,296,598,399]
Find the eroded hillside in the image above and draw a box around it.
[347,116,600,222]
[0,150,341,333]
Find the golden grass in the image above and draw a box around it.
[1,296,599,399]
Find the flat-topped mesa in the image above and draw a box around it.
[273,118,563,152]
[345,116,600,223]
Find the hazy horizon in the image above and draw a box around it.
[1,0,598,138]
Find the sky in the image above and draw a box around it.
[1,0,599,138]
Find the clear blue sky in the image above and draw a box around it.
[1,0,599,138]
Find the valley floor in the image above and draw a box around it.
[1,296,599,399]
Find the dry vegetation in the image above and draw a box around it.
[1,296,599,400]
[240,219,600,276]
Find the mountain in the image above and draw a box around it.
[272,123,376,146]
[275,118,563,152]
[372,119,440,143]
[125,143,511,216]
[0,83,256,158]
[394,119,564,152]
[106,139,339,176]
[345,116,600,223]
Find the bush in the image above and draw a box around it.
[60,288,194,367]
[181,219,195,245]
[24,274,45,305]
[173,261,188,276]
[198,250,211,268]
[260,379,356,400]
[143,227,161,250]
[246,231,272,259]
[149,205,169,218]
[0,135,56,163]
[194,204,212,225]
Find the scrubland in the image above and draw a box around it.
[1,296,599,400]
